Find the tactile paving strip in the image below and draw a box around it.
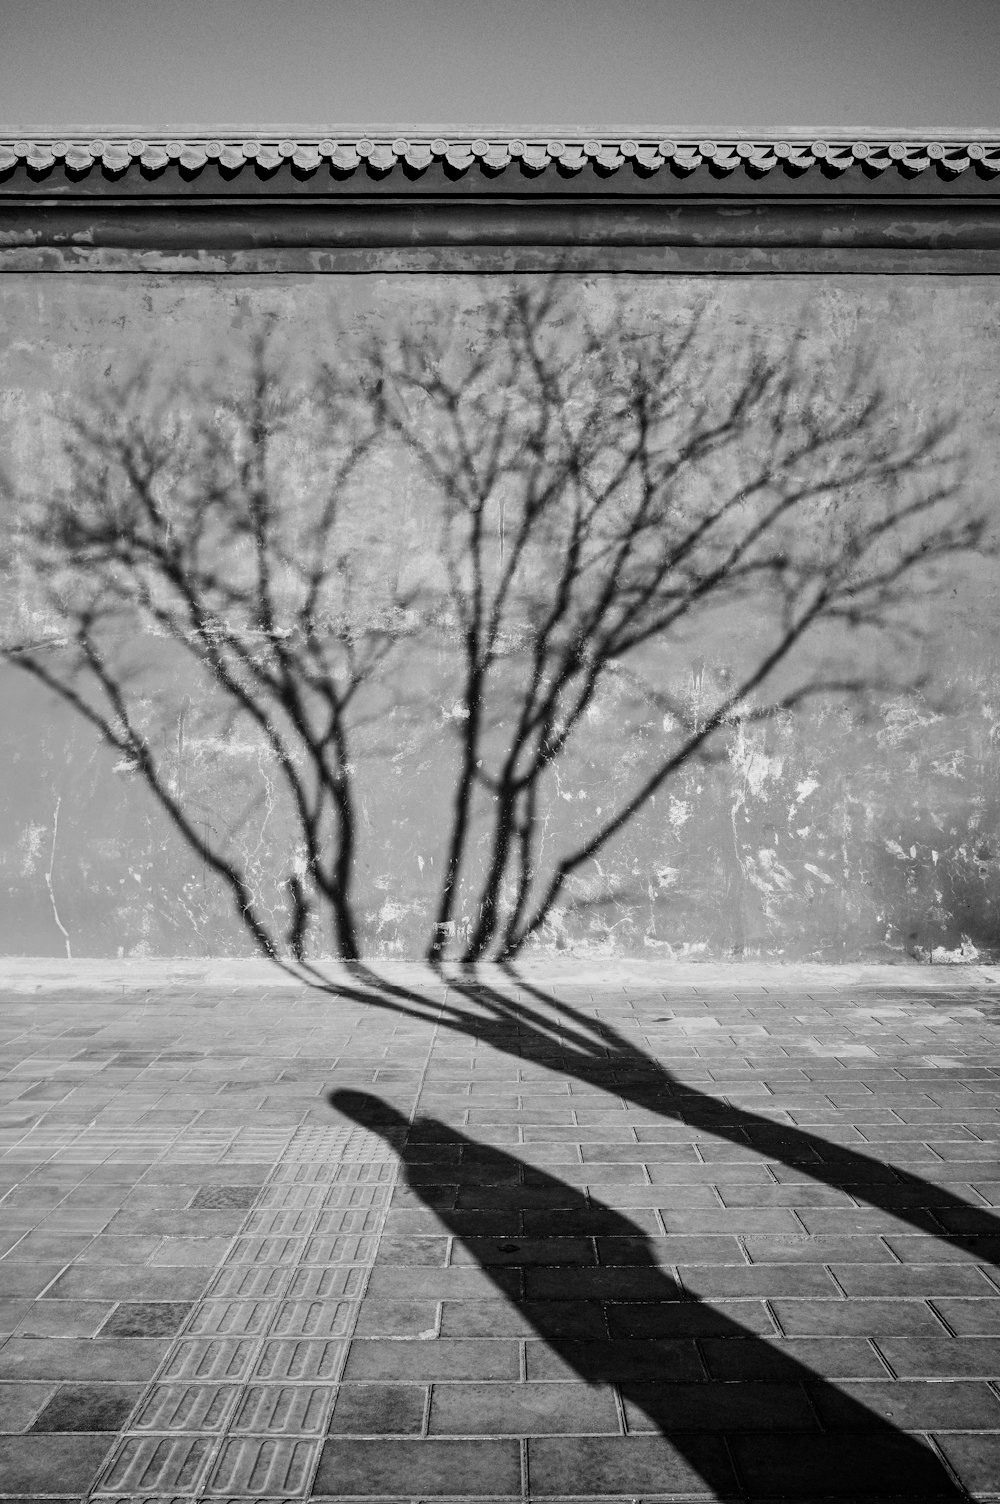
[90,1135,399,1499]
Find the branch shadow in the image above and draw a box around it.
[332,1090,968,1500]
[302,959,1000,1267]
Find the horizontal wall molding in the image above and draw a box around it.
[2,129,997,272]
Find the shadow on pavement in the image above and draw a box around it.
[303,960,1000,1267]
[332,1089,968,1501]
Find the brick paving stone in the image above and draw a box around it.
[0,1381,57,1432]
[28,1381,142,1431]
[622,1379,818,1432]
[0,1432,115,1493]
[807,1377,1000,1429]
[527,1433,738,1496]
[935,1433,1000,1498]
[876,1335,1000,1376]
[429,1378,619,1435]
[342,1336,520,1381]
[770,1298,950,1336]
[731,1431,962,1497]
[327,1382,426,1435]
[313,1436,522,1496]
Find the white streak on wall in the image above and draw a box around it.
[44,795,72,960]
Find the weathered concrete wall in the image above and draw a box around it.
[1,273,999,960]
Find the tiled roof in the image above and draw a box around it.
[1,132,998,179]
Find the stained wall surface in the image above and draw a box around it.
[1,272,998,960]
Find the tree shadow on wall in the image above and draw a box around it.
[333,1091,968,1500]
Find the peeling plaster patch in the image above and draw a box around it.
[732,730,784,799]
[667,796,692,831]
[931,936,981,963]
[18,820,44,876]
[877,699,944,748]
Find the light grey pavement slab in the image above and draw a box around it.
[0,958,998,1500]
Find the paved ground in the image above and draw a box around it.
[1,958,999,1502]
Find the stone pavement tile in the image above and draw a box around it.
[937,1207,1000,1234]
[886,1234,1000,1263]
[526,1338,705,1382]
[0,1336,170,1381]
[971,1182,1000,1206]
[807,1378,1000,1429]
[104,1207,245,1235]
[657,1207,802,1233]
[353,1298,440,1337]
[451,1236,596,1267]
[935,1434,1000,1498]
[744,1235,896,1263]
[189,1183,262,1208]
[141,1161,272,1183]
[3,1231,92,1263]
[118,1183,199,1209]
[149,1235,236,1264]
[374,1234,450,1265]
[730,1431,961,1498]
[38,1208,113,1235]
[831,1263,998,1297]
[701,1336,887,1380]
[45,1264,209,1300]
[718,1184,857,1206]
[75,1234,164,1262]
[795,1207,946,1235]
[98,1300,194,1337]
[580,1142,699,1163]
[877,1336,1000,1376]
[0,1299,32,1332]
[327,1381,427,1434]
[0,1381,56,1432]
[429,1378,619,1435]
[607,1300,775,1338]
[386,1206,517,1235]
[770,1298,949,1336]
[526,1433,737,1497]
[623,1379,817,1432]
[524,1267,678,1300]
[313,1436,521,1497]
[932,1297,1000,1334]
[28,1381,142,1431]
[450,1182,596,1210]
[678,1265,842,1297]
[597,1234,743,1265]
[365,1266,521,1300]
[0,1432,114,1494]
[343,1337,519,1381]
[440,1298,607,1339]
[15,1299,115,1337]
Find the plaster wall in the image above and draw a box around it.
[1,271,999,961]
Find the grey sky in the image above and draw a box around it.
[0,0,996,132]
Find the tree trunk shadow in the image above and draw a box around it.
[300,959,1000,1267]
[332,1090,968,1499]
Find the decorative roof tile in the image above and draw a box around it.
[0,131,997,180]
